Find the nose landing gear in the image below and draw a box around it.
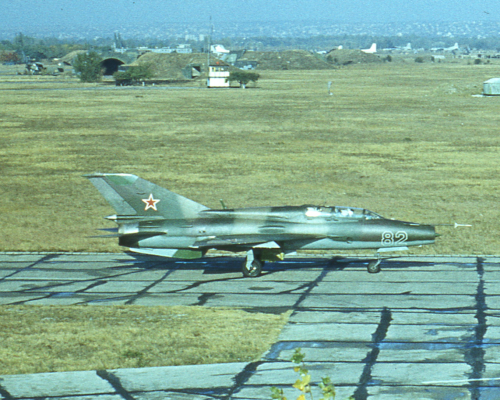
[242,249,264,277]
[367,258,382,273]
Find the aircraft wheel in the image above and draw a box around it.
[242,259,263,277]
[367,260,381,274]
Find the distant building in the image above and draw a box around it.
[483,78,500,95]
[138,45,192,54]
[113,47,128,54]
[184,34,205,42]
[176,44,193,54]
[207,64,230,88]
[151,48,176,54]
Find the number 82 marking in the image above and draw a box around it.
[381,231,408,246]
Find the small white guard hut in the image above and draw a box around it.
[207,63,230,88]
[483,78,500,96]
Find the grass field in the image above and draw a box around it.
[1,58,499,375]
[1,60,499,255]
[0,305,289,375]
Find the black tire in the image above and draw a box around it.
[242,259,262,277]
[367,260,381,274]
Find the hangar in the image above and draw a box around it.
[101,58,125,75]
[100,51,140,75]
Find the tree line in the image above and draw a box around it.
[0,33,89,62]
[3,32,500,65]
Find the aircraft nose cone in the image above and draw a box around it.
[412,224,438,242]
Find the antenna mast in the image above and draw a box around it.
[207,16,213,73]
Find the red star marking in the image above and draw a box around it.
[142,194,160,211]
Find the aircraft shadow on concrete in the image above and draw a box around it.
[120,253,437,276]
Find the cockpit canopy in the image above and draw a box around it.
[305,206,383,220]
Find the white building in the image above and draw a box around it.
[151,48,176,54]
[207,64,230,88]
[176,44,193,54]
[483,78,500,95]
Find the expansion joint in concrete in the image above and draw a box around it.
[352,306,392,400]
[0,384,14,400]
[465,257,488,400]
[96,370,135,400]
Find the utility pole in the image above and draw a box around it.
[207,16,213,74]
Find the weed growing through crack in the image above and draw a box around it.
[271,348,348,400]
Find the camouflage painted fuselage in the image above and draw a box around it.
[117,205,436,255]
[86,174,437,260]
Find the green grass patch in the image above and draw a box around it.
[0,305,290,375]
[1,61,499,254]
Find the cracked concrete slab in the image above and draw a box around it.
[278,322,378,342]
[1,253,500,399]
[0,370,115,397]
[372,362,471,386]
[111,363,248,391]
[300,293,475,309]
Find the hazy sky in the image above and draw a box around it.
[3,0,500,31]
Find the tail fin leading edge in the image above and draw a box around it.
[85,173,209,219]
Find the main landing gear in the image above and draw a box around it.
[367,253,382,273]
[242,250,264,277]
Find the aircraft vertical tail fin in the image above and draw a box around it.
[361,43,377,53]
[85,173,209,219]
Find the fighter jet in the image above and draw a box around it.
[85,173,439,277]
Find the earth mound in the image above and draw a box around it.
[133,52,226,79]
[325,49,383,65]
[238,50,334,70]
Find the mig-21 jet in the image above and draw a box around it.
[85,173,439,277]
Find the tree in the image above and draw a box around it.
[73,51,103,82]
[0,52,21,64]
[227,70,260,89]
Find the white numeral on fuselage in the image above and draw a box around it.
[381,231,408,246]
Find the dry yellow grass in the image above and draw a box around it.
[0,305,290,375]
[1,60,499,254]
